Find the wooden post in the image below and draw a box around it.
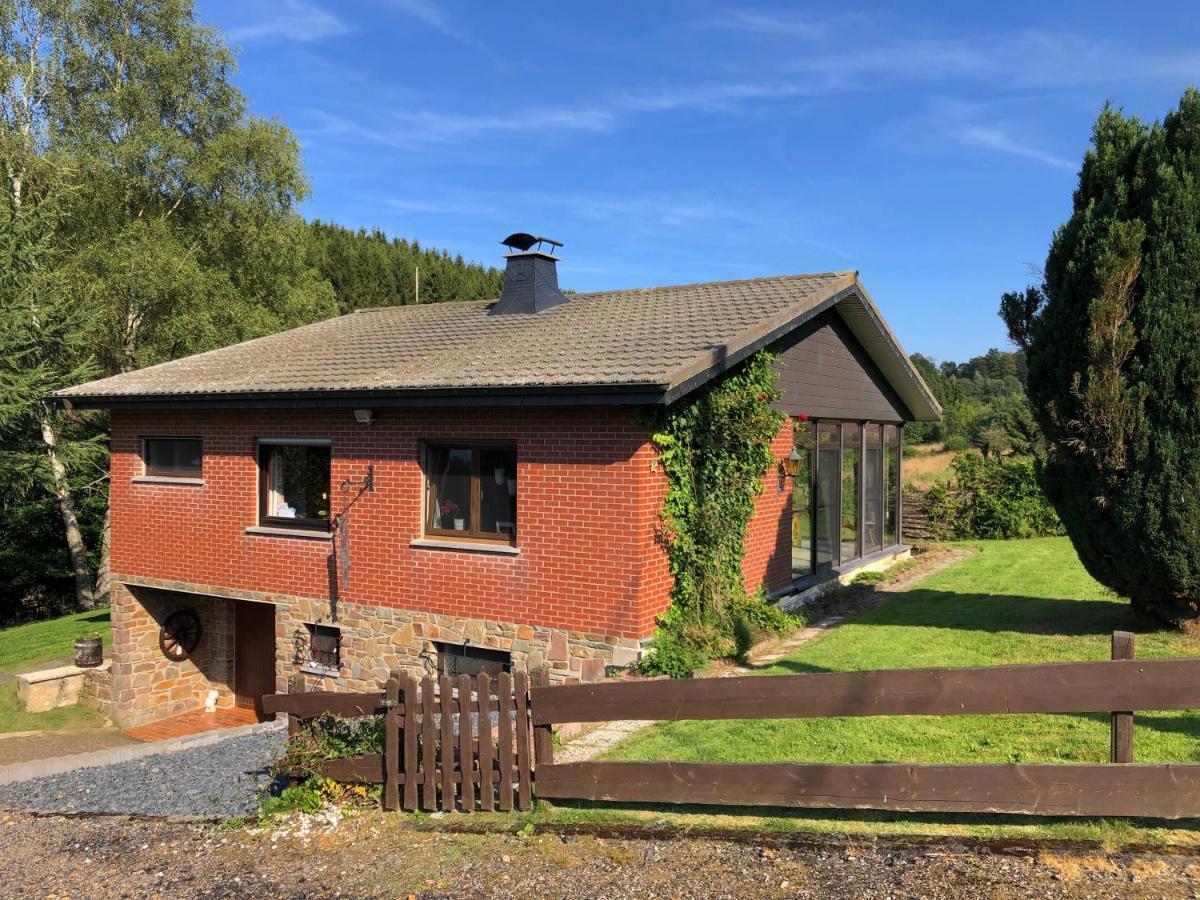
[497,670,514,811]
[477,672,495,812]
[457,673,475,812]
[439,675,455,811]
[1111,631,1135,763]
[514,669,533,810]
[402,674,419,811]
[286,673,305,737]
[420,675,437,812]
[384,671,401,810]
[531,667,554,769]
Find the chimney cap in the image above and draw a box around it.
[501,232,563,255]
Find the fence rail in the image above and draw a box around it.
[265,632,1200,820]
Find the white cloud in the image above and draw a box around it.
[302,106,615,149]
[955,125,1077,172]
[226,0,348,43]
[699,9,832,40]
[391,0,484,49]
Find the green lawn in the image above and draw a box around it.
[562,538,1200,845]
[0,608,111,672]
[0,682,105,733]
[0,608,112,733]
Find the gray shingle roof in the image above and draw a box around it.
[54,271,940,419]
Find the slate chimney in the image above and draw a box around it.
[490,233,568,315]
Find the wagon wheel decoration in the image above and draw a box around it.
[159,609,202,661]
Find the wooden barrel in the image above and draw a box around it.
[74,635,103,668]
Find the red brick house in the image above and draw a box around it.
[57,236,939,728]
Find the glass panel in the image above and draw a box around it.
[884,424,898,547]
[791,420,814,576]
[267,444,331,521]
[815,423,838,570]
[144,438,201,478]
[427,446,473,532]
[841,423,861,563]
[864,424,883,553]
[479,446,517,537]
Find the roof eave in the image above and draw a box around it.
[52,382,673,410]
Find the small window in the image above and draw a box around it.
[437,642,511,678]
[259,440,331,530]
[302,623,341,672]
[424,443,517,543]
[142,438,202,479]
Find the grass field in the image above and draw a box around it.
[545,538,1200,845]
[0,609,111,673]
[901,443,960,489]
[0,608,112,733]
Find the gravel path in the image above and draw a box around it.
[0,724,285,818]
[0,809,1197,898]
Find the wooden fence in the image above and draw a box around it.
[262,668,546,812]
[531,632,1200,819]
[264,632,1200,819]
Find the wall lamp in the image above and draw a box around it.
[353,408,374,425]
[780,447,802,478]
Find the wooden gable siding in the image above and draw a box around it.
[771,310,911,422]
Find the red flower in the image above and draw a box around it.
[757,392,767,402]
[797,413,810,422]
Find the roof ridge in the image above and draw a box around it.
[571,270,857,300]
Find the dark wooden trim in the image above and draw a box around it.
[140,436,203,479]
[262,690,385,718]
[1111,632,1135,764]
[531,658,1200,726]
[534,761,1200,819]
[423,441,518,544]
[257,441,332,532]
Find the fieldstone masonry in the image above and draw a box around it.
[110,575,643,725]
[278,594,642,693]
[110,581,236,728]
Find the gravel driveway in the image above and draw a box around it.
[0,809,1197,898]
[0,724,284,818]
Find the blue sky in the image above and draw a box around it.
[196,1,1200,361]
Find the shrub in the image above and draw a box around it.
[273,713,384,780]
[639,628,710,679]
[923,452,1063,540]
[999,90,1200,621]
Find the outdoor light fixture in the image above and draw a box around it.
[353,408,374,425]
[781,447,802,478]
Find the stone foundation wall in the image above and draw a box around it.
[278,594,644,693]
[110,578,647,728]
[110,582,236,728]
[79,662,115,720]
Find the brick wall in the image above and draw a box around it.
[741,418,796,595]
[109,406,671,642]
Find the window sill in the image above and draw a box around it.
[299,663,341,678]
[133,476,204,486]
[245,525,332,541]
[410,538,519,556]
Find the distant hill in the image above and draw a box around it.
[306,220,505,313]
[907,348,1041,456]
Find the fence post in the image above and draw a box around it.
[1111,631,1135,763]
[402,674,419,811]
[384,670,401,810]
[286,673,305,737]
[531,667,554,768]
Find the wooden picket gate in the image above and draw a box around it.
[263,668,548,811]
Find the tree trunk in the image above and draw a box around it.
[40,406,95,610]
[95,504,111,606]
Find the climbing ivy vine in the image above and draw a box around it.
[643,350,797,676]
